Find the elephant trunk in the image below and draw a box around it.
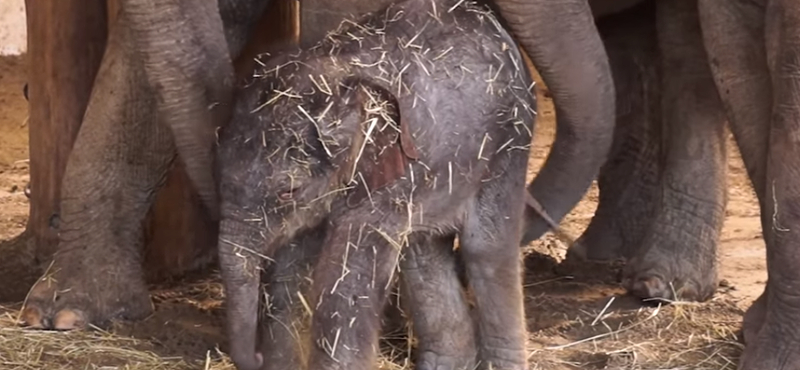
[493,0,615,244]
[218,216,265,370]
[120,0,238,220]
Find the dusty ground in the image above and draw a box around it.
[0,53,763,369]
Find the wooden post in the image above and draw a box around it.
[26,0,109,260]
[0,0,109,301]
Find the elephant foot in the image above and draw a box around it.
[0,231,40,302]
[565,137,660,264]
[737,297,800,370]
[564,178,657,265]
[740,290,767,344]
[567,221,623,262]
[20,256,153,330]
[738,336,800,370]
[619,181,723,303]
[416,350,475,370]
[620,226,718,303]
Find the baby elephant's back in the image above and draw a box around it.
[370,0,536,167]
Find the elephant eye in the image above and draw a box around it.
[279,186,302,200]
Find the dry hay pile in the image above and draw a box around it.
[0,245,745,370]
[0,281,235,370]
[0,1,750,369]
[526,299,743,370]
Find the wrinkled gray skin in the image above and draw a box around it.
[216,2,535,370]
[19,0,275,330]
[303,0,728,308]
[699,0,800,368]
[568,0,727,303]
[576,0,800,367]
[254,225,326,370]
[19,0,613,332]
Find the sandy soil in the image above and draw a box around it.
[0,55,29,242]
[0,54,764,369]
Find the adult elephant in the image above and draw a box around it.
[699,0,800,367]
[568,0,727,303]
[576,0,800,367]
[19,0,616,330]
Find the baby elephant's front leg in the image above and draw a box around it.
[307,222,401,370]
[258,225,327,370]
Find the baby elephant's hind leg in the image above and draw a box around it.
[460,159,528,370]
[400,234,476,370]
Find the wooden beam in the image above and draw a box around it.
[25,0,109,261]
[0,0,109,301]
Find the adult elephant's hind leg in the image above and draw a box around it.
[621,0,727,303]
[400,234,476,370]
[699,0,772,345]
[737,1,800,368]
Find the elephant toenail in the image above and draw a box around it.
[54,310,86,330]
[20,306,44,328]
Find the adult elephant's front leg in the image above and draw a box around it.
[698,0,772,347]
[569,0,727,303]
[19,0,272,330]
[19,20,169,329]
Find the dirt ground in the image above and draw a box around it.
[0,54,763,369]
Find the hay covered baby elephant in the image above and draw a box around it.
[216,0,537,369]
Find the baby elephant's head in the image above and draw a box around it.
[218,73,418,250]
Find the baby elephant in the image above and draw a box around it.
[216,0,537,369]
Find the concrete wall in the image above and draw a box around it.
[0,0,26,55]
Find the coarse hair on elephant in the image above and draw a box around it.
[216,2,536,370]
[19,0,614,333]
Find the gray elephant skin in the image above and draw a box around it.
[19,0,613,334]
[216,2,536,370]
[571,0,800,368]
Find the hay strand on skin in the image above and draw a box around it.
[298,105,334,158]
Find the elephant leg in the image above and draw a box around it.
[19,20,168,329]
[459,152,528,370]
[569,1,662,262]
[702,0,800,368]
[399,234,476,370]
[619,0,728,303]
[20,0,271,330]
[699,0,773,346]
[306,223,400,370]
[258,225,326,370]
[743,1,800,366]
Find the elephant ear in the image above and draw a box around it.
[328,78,420,206]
